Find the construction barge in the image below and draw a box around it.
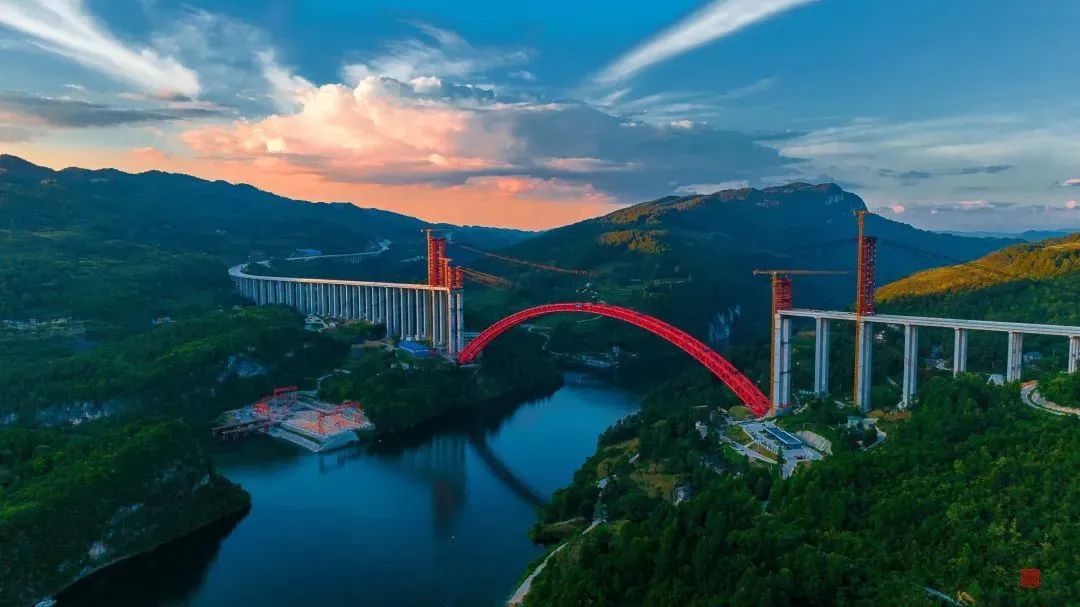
[213,386,374,453]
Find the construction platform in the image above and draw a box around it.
[214,388,374,453]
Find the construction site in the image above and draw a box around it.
[213,386,374,452]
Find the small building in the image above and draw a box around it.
[763,425,802,449]
[987,373,1005,386]
[672,483,693,505]
[1023,351,1043,363]
[399,340,432,358]
[694,421,709,440]
[846,416,863,429]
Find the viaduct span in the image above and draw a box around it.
[771,308,1080,413]
[229,263,465,355]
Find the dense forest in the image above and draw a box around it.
[319,329,562,434]
[0,306,347,426]
[462,183,1012,376]
[879,234,1080,302]
[0,420,249,606]
[523,373,1080,606]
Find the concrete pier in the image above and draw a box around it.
[1070,336,1080,374]
[953,328,968,376]
[813,318,829,395]
[901,325,918,408]
[774,308,1080,411]
[770,315,792,415]
[1006,331,1023,382]
[854,320,873,412]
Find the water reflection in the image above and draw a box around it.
[57,511,245,606]
[56,374,638,607]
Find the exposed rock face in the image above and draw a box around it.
[0,421,250,607]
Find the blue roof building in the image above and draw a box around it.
[399,340,432,358]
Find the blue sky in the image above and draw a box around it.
[1,0,1079,230]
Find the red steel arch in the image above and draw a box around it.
[457,303,771,417]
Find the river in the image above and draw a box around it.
[57,373,638,607]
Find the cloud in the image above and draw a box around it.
[0,91,225,127]
[179,36,796,202]
[0,0,199,96]
[877,165,1014,184]
[716,77,777,101]
[888,203,906,214]
[594,0,816,84]
[342,22,530,84]
[957,164,1013,175]
[150,10,286,113]
[766,113,1080,230]
[675,180,750,195]
[130,146,170,162]
[0,125,32,142]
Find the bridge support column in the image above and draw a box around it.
[901,325,919,408]
[953,328,968,376]
[770,315,792,415]
[1007,331,1023,382]
[407,289,415,338]
[813,318,830,395]
[393,287,401,334]
[455,290,464,354]
[439,291,447,348]
[421,291,428,341]
[855,320,873,413]
[1070,336,1080,374]
[446,290,457,355]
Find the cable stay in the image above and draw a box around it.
[450,243,595,277]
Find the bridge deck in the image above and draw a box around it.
[228,264,449,291]
[781,308,1080,337]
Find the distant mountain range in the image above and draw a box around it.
[0,154,529,333]
[0,154,1024,350]
[875,233,1080,330]
[469,183,1017,345]
[942,229,1080,242]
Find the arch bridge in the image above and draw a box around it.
[456,302,771,418]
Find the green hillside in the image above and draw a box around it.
[464,184,1013,367]
[0,154,528,354]
[523,375,1080,606]
[879,233,1080,303]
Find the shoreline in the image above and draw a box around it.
[43,493,252,607]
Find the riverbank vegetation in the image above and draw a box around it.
[523,373,1080,605]
[0,306,347,426]
[0,420,250,606]
[319,329,562,434]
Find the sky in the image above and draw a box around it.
[1,0,1079,231]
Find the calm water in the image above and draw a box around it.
[59,374,637,607]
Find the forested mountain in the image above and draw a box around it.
[879,233,1080,307]
[467,183,1014,351]
[0,154,529,340]
[523,375,1080,606]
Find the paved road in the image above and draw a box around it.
[1020,383,1079,416]
[287,239,392,261]
[508,520,602,605]
[717,434,777,465]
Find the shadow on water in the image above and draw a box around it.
[56,509,247,607]
[365,390,553,510]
